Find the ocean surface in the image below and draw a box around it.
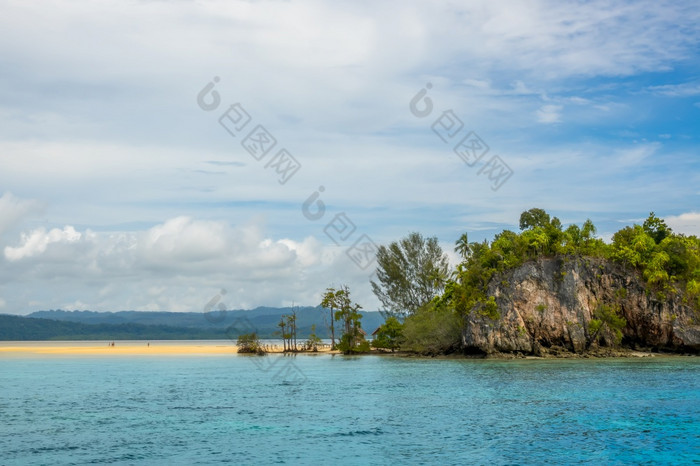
[1,342,699,465]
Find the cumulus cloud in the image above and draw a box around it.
[0,1,699,314]
[665,212,700,236]
[4,225,83,261]
[0,216,378,313]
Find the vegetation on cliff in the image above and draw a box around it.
[370,209,700,355]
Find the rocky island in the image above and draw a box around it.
[463,256,700,356]
[371,209,700,357]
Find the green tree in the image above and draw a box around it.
[371,316,404,352]
[611,225,655,267]
[304,324,323,352]
[582,219,597,241]
[371,232,449,318]
[643,212,672,244]
[287,311,298,351]
[519,208,551,231]
[237,333,265,355]
[320,288,339,349]
[521,227,550,256]
[586,303,627,349]
[401,303,461,355]
[276,313,298,352]
[455,233,470,260]
[331,285,369,354]
[643,251,671,285]
[277,316,288,352]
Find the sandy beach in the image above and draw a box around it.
[0,341,336,356]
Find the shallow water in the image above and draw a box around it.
[1,350,698,464]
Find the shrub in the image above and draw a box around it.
[236,332,265,355]
[401,304,461,355]
[371,316,404,352]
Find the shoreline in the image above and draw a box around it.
[0,341,696,358]
[0,341,340,356]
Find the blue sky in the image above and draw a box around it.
[0,0,699,314]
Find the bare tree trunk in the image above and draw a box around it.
[330,308,335,350]
[292,311,297,352]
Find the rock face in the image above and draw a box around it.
[462,257,700,355]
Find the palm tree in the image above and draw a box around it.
[455,232,470,260]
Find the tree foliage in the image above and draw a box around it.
[519,208,551,231]
[371,316,404,352]
[371,232,449,318]
[455,233,470,260]
[643,212,672,244]
[320,288,339,349]
[277,312,298,352]
[237,332,265,355]
[435,208,699,332]
[325,285,369,354]
[400,303,462,355]
[303,324,323,352]
[611,213,700,303]
[586,304,627,349]
[368,209,699,355]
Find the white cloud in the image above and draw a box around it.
[536,105,563,123]
[0,0,699,314]
[0,216,380,312]
[665,212,700,236]
[648,81,700,97]
[4,226,83,261]
[610,143,660,167]
[0,192,42,235]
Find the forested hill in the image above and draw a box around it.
[1,308,384,341]
[0,314,231,341]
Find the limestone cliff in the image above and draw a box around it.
[462,256,700,355]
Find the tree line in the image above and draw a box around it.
[239,208,698,356]
[363,209,698,355]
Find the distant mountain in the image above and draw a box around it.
[17,307,385,340]
[0,314,227,341]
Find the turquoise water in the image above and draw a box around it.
[1,351,699,465]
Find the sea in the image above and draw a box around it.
[1,341,699,465]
